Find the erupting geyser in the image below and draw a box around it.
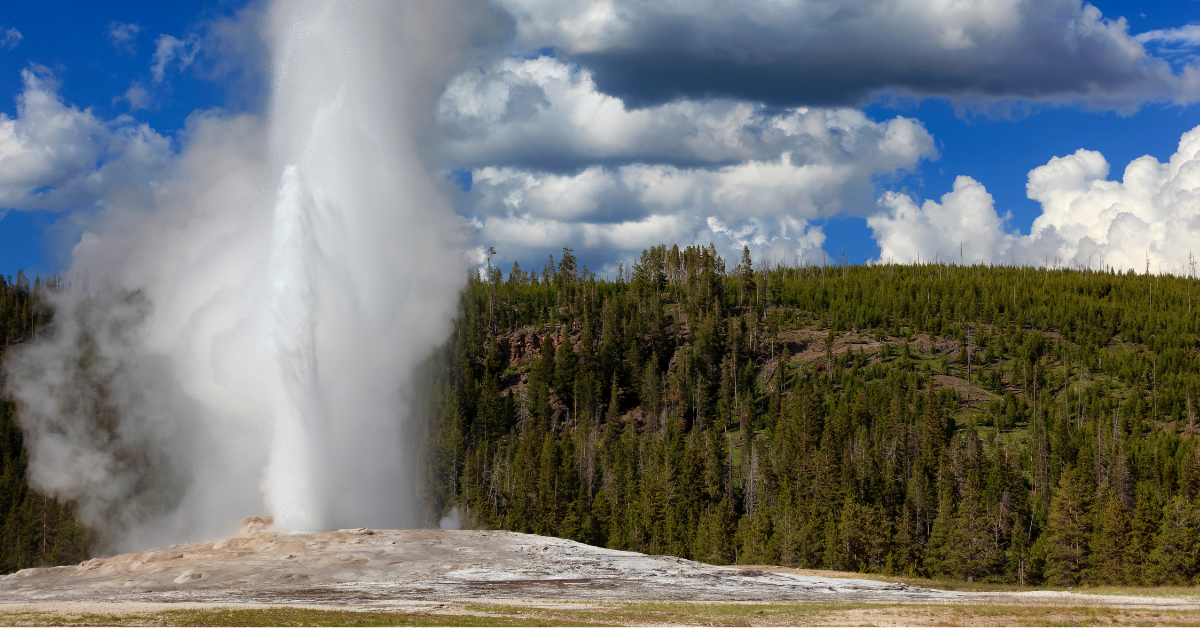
[258,0,469,531]
[2,0,480,550]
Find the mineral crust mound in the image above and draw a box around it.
[0,528,948,605]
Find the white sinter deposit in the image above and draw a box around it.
[0,528,948,605]
[6,528,1199,611]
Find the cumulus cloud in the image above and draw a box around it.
[108,21,141,53]
[868,124,1200,274]
[441,56,935,270]
[469,203,827,277]
[496,0,1198,108]
[115,82,151,111]
[0,67,171,212]
[870,176,1015,265]
[151,33,201,82]
[2,27,21,50]
[438,56,933,170]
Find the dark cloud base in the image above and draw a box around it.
[579,48,1173,109]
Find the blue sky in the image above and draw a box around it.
[0,2,240,134]
[5,0,1200,278]
[0,1,245,278]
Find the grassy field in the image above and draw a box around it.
[5,597,1200,627]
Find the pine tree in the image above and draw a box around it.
[555,334,577,412]
[1125,484,1160,585]
[1090,492,1131,585]
[924,473,956,577]
[949,479,1001,581]
[1044,465,1092,586]
[1146,495,1200,585]
[740,501,777,565]
[890,504,922,576]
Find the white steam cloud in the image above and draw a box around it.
[3,0,478,551]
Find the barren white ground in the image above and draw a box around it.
[0,528,1195,612]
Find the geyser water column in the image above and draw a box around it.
[264,164,322,530]
[260,0,467,531]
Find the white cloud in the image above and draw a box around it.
[866,124,1200,274]
[115,82,151,111]
[464,149,888,271]
[1136,24,1200,64]
[495,0,1197,108]
[442,56,935,269]
[108,22,141,53]
[0,68,171,212]
[870,176,1014,265]
[470,204,826,277]
[1136,24,1200,47]
[151,33,201,83]
[2,27,21,50]
[439,56,934,169]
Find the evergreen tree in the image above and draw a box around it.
[924,472,956,577]
[1045,465,1092,586]
[1146,495,1200,585]
[1125,483,1161,585]
[950,479,1001,581]
[555,334,578,413]
[1090,492,1131,585]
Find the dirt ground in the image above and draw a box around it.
[2,529,1198,625]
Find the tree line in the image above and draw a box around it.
[0,271,91,573]
[419,245,1200,586]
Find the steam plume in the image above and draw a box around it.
[3,0,478,550]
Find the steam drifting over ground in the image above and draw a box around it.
[2,0,481,551]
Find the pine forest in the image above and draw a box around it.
[421,245,1200,587]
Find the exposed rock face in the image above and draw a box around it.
[0,529,950,605]
[498,327,543,367]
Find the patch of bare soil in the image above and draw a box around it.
[932,374,994,402]
[779,329,884,363]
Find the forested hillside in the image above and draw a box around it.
[421,245,1200,586]
[0,272,91,573]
